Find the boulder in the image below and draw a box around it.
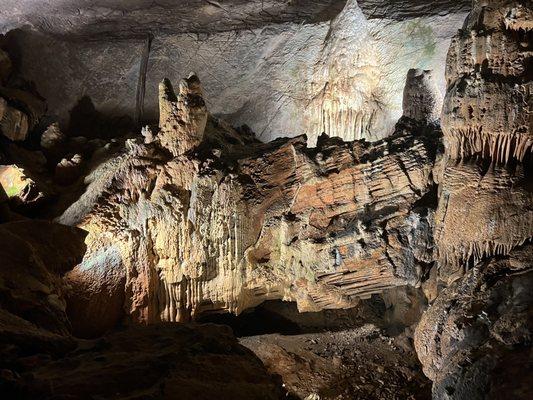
[0,164,46,208]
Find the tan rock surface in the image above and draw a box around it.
[0,164,46,208]
[58,75,440,329]
[0,221,284,400]
[441,0,532,163]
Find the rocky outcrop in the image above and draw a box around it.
[0,220,285,400]
[441,0,532,163]
[415,244,533,399]
[0,221,87,335]
[435,0,533,274]
[402,69,443,125]
[0,164,46,208]
[2,1,469,143]
[58,74,440,330]
[0,97,29,141]
[415,1,533,398]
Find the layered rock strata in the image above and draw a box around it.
[59,74,440,331]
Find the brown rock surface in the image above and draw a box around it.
[0,220,87,334]
[414,244,533,399]
[441,0,532,163]
[242,324,431,400]
[58,75,440,329]
[0,97,29,141]
[0,220,284,400]
[0,164,48,211]
[434,0,533,275]
[5,323,285,400]
[415,1,533,397]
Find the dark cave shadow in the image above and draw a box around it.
[68,95,135,139]
[196,297,388,338]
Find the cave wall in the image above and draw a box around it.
[2,0,469,144]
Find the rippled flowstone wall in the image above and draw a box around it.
[415,1,533,398]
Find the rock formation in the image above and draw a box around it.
[0,219,284,400]
[414,1,533,398]
[0,1,531,399]
[57,72,441,331]
[1,0,470,143]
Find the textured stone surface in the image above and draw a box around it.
[402,69,443,124]
[415,244,533,400]
[2,1,469,143]
[0,164,46,207]
[58,75,440,329]
[434,0,533,274]
[441,0,533,163]
[0,97,29,141]
[0,220,87,334]
[0,220,284,400]
[4,324,285,400]
[415,1,533,398]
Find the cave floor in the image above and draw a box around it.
[240,324,431,400]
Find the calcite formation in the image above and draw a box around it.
[441,0,532,163]
[59,74,440,330]
[0,221,284,400]
[414,1,533,398]
[434,0,533,273]
[2,0,469,143]
[415,245,533,399]
[402,69,443,125]
[0,164,46,207]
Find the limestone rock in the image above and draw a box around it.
[158,74,207,156]
[0,48,12,84]
[418,2,533,397]
[63,242,126,338]
[0,223,283,400]
[55,153,83,185]
[2,1,469,144]
[441,0,532,163]
[434,0,533,275]
[434,161,533,280]
[40,122,66,149]
[0,97,29,141]
[402,69,443,124]
[58,75,440,326]
[0,221,87,334]
[414,244,533,399]
[5,323,285,400]
[0,164,46,208]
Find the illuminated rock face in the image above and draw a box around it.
[2,0,469,144]
[434,0,533,276]
[441,0,532,163]
[59,75,440,329]
[414,1,533,398]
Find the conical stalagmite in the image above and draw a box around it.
[158,74,208,156]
